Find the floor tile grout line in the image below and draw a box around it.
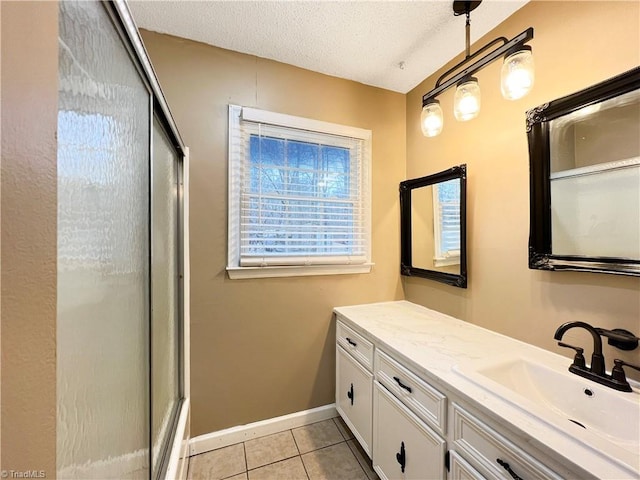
[242,439,356,477]
[298,453,312,480]
[332,417,347,441]
[290,427,316,480]
[303,440,370,480]
[300,438,347,456]
[289,428,302,456]
[345,440,373,480]
[298,438,347,456]
[333,417,355,442]
[244,429,299,471]
[288,427,311,479]
[246,452,300,472]
[242,441,249,474]
[244,436,347,466]
[294,419,349,455]
[219,470,247,480]
[242,429,303,474]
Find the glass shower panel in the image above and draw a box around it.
[57,1,150,478]
[151,118,181,478]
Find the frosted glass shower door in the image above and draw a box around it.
[151,118,181,478]
[57,1,151,478]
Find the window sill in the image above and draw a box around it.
[226,263,374,279]
[434,257,460,267]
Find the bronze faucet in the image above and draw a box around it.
[554,321,605,375]
[554,321,640,392]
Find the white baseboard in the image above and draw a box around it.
[189,403,337,456]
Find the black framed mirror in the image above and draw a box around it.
[400,164,467,288]
[528,67,640,276]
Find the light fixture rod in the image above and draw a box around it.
[422,27,534,107]
[436,36,507,88]
[465,11,471,58]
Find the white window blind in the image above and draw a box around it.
[228,105,372,277]
[433,180,461,266]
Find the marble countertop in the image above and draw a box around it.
[334,300,640,480]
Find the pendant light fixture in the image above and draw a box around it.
[420,99,444,137]
[421,1,535,137]
[454,76,481,121]
[501,45,535,100]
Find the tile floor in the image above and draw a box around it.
[187,417,379,480]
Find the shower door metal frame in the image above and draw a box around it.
[102,1,191,479]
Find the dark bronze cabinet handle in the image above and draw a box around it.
[347,383,354,405]
[346,337,357,347]
[396,441,406,473]
[393,376,412,393]
[496,459,523,480]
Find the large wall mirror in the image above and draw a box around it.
[400,164,467,287]
[528,67,640,276]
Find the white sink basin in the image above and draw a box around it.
[454,358,640,454]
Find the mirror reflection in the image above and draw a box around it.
[400,164,467,288]
[528,66,640,276]
[549,89,640,259]
[410,179,461,274]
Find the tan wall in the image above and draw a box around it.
[1,1,58,474]
[412,186,435,269]
[405,1,640,367]
[140,31,406,435]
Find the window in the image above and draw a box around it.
[432,179,461,267]
[228,105,372,279]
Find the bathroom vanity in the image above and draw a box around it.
[334,301,640,480]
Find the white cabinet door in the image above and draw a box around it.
[450,451,488,480]
[336,345,373,456]
[373,382,446,480]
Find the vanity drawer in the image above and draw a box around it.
[449,451,487,480]
[337,320,374,371]
[375,350,447,436]
[452,403,562,480]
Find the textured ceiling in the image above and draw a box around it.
[129,0,528,94]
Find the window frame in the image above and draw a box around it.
[227,105,373,279]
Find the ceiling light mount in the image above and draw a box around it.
[452,1,481,16]
[420,1,535,137]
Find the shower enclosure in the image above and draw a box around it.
[56,1,190,478]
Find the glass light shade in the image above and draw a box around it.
[454,78,481,121]
[421,101,444,137]
[501,47,535,100]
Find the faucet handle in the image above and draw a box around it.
[612,359,640,383]
[558,342,586,368]
[595,328,639,351]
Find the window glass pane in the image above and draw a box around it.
[287,140,318,171]
[250,135,284,166]
[244,133,359,258]
[437,179,461,254]
[321,146,350,198]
